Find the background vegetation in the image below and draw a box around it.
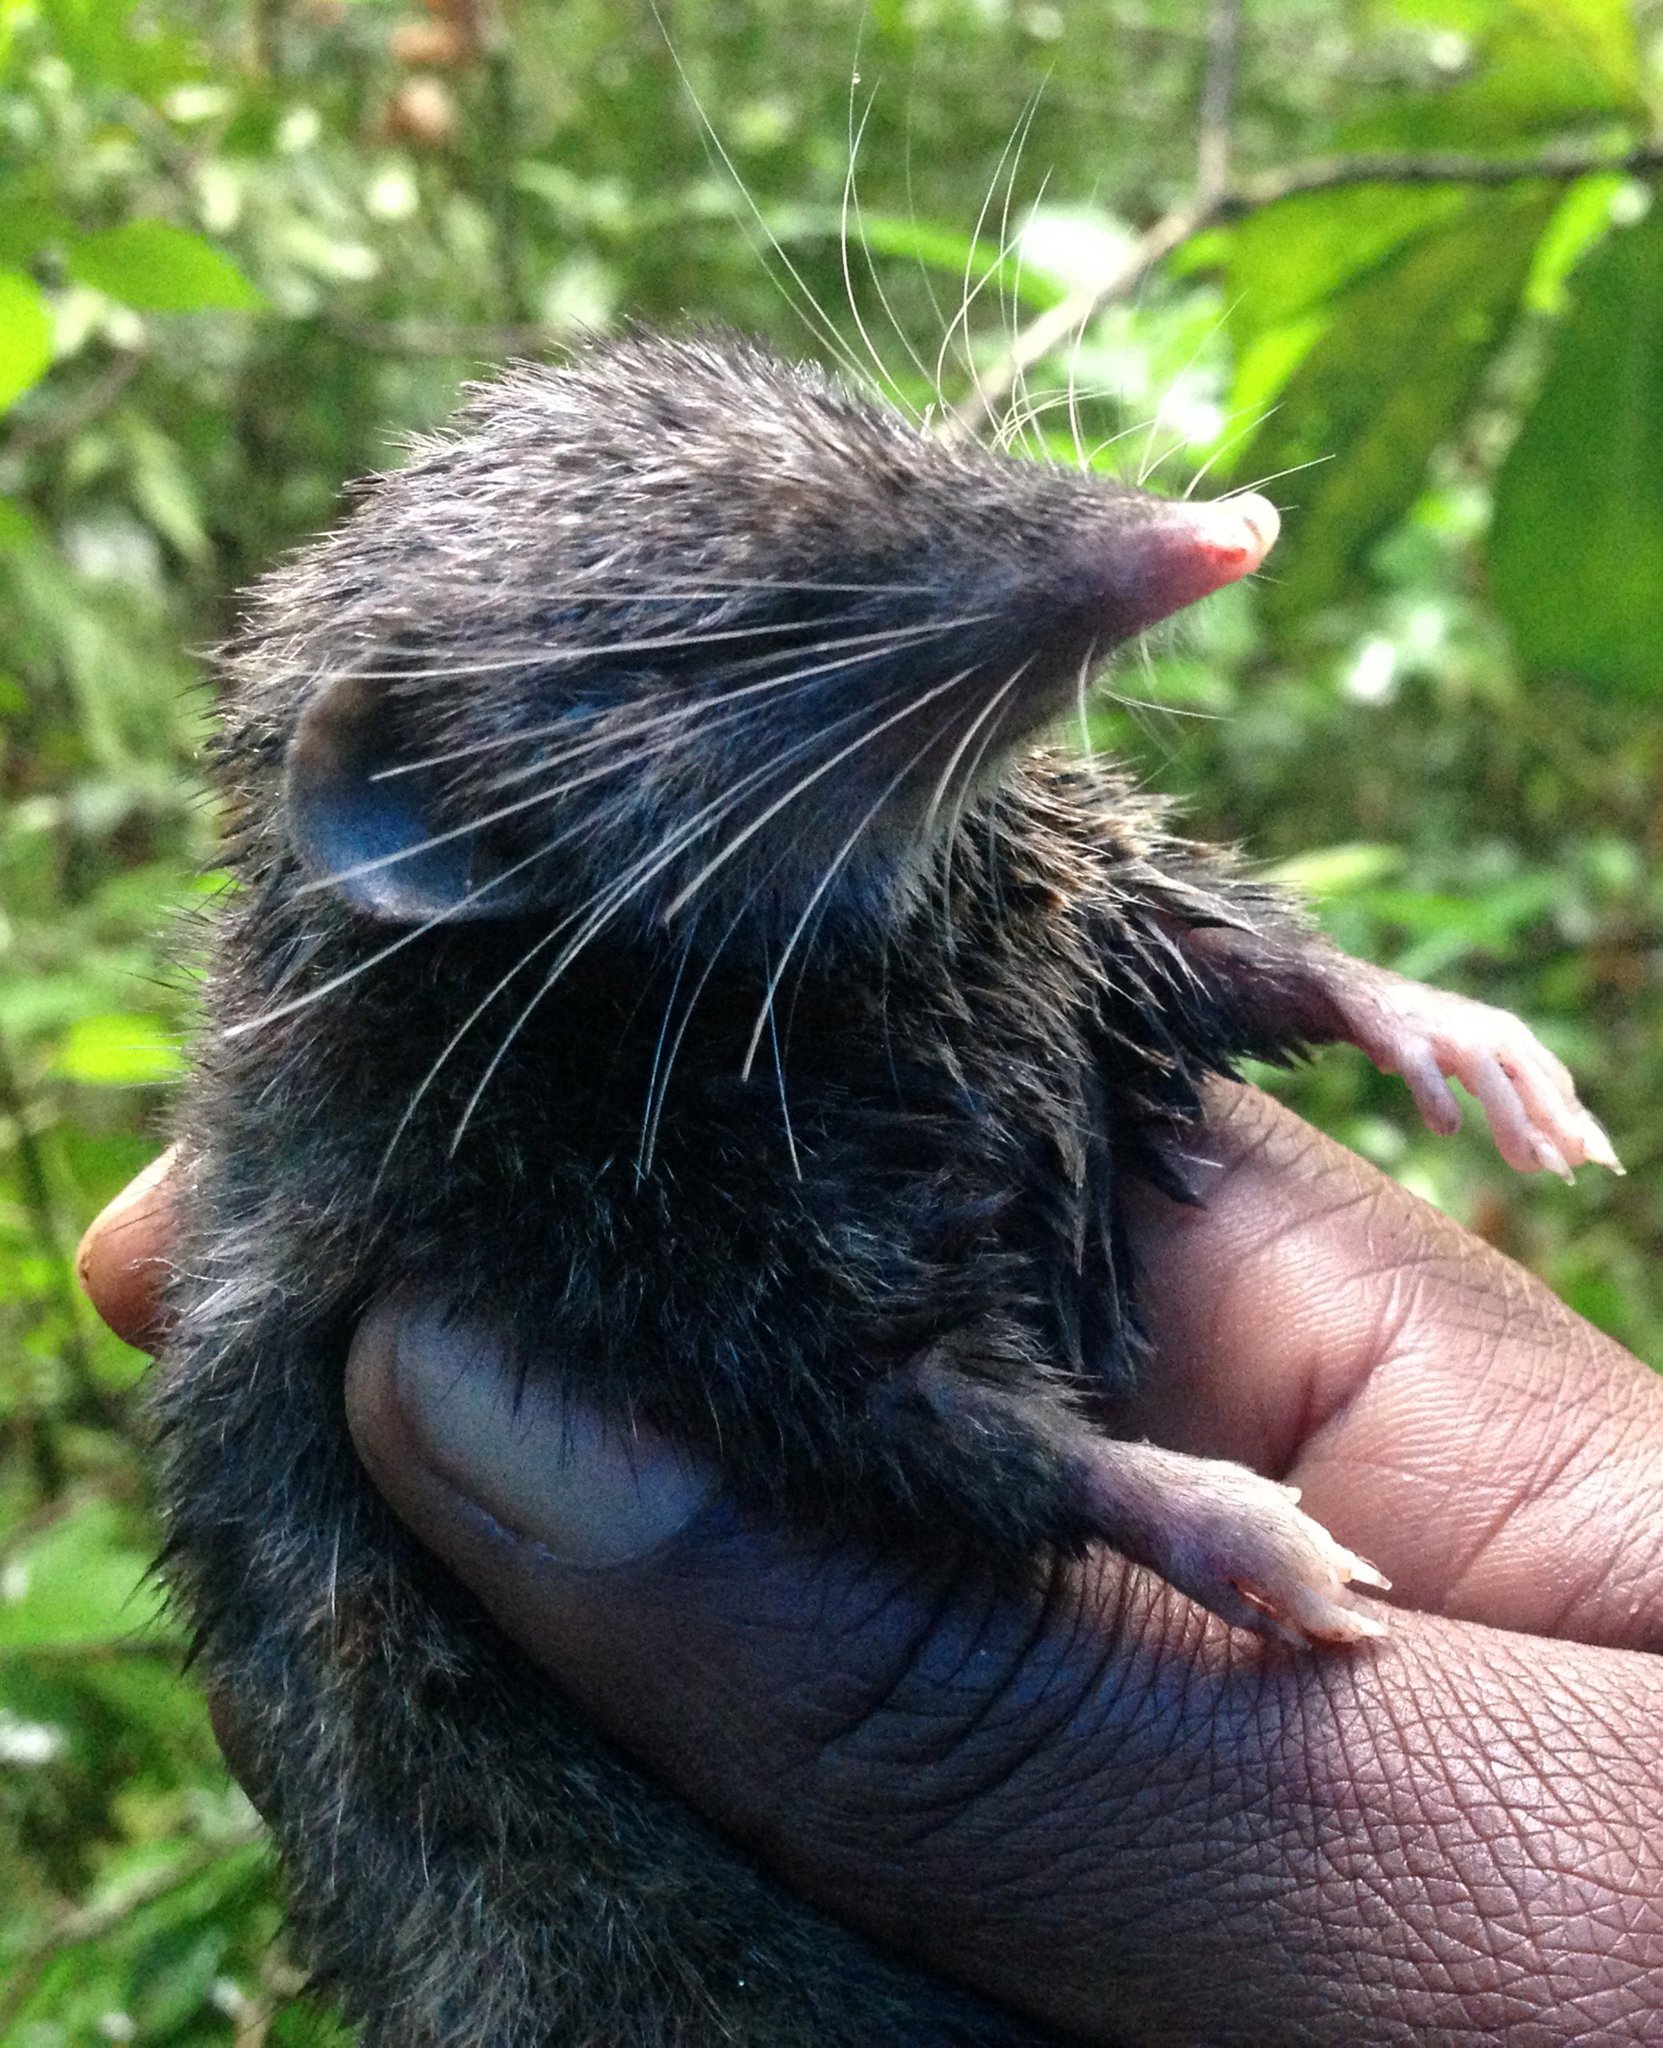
[2,0,1660,2037]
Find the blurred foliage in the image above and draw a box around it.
[2,0,1661,2037]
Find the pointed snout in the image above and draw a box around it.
[1104,491,1280,638]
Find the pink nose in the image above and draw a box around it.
[1188,491,1280,574]
[1111,491,1280,636]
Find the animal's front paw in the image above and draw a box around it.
[1076,1440,1391,1646]
[1333,966,1620,1181]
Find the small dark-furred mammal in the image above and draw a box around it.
[154,332,1617,2046]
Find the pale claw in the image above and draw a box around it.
[1335,967,1621,1180]
[1078,1440,1392,1648]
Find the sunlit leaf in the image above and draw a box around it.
[67,221,261,313]
[1261,842,1403,895]
[0,1503,174,1651]
[0,497,39,548]
[51,1011,184,1085]
[1235,190,1556,618]
[1374,0,1644,136]
[0,268,52,412]
[1491,200,1663,694]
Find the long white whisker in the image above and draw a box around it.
[757,933,801,1177]
[1074,644,1097,762]
[987,90,1049,452]
[998,164,1055,459]
[920,663,1029,840]
[899,111,949,413]
[225,795,604,1044]
[371,610,992,785]
[442,695,892,1152]
[298,612,996,907]
[738,706,966,1084]
[342,610,940,687]
[840,82,908,406]
[649,3,902,407]
[845,108,939,406]
[634,907,748,1182]
[241,659,898,1046]
[662,662,981,922]
[939,679,1023,947]
[934,95,1032,410]
[1219,452,1335,496]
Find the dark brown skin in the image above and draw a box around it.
[84,1085,1663,2046]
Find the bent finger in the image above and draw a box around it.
[1124,1087,1663,1646]
[346,1293,1663,2048]
[75,1146,178,1350]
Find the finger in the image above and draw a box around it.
[1123,1086,1663,1647]
[346,1295,1663,2048]
[75,1146,178,1350]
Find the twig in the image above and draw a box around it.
[1,351,143,465]
[0,1822,266,2033]
[0,1030,121,1435]
[947,138,1663,441]
[324,314,558,358]
[1196,0,1242,205]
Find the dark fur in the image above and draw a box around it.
[154,335,1317,2044]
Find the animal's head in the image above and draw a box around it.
[257,332,1275,942]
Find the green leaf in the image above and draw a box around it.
[0,185,68,267]
[0,498,39,549]
[1226,186,1472,333]
[0,1502,174,1652]
[38,0,202,95]
[1234,190,1556,620]
[1261,843,1404,896]
[0,269,53,413]
[853,214,1067,313]
[51,1010,184,1085]
[1491,199,1663,693]
[1371,0,1644,138]
[67,221,261,313]
[39,0,142,84]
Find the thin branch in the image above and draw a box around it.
[1196,0,1242,205]
[1,350,143,465]
[946,138,1663,441]
[0,1030,121,1435]
[1229,138,1663,207]
[0,1821,266,2033]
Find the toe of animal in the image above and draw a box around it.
[1153,1463,1391,1646]
[1344,977,1620,1180]
[1075,1441,1390,1647]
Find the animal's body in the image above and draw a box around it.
[153,334,1608,2045]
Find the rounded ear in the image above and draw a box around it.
[284,672,532,922]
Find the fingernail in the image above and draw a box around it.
[391,1302,717,1566]
[76,1146,176,1278]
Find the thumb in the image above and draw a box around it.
[340,1292,1663,2048]
[342,1291,1168,2043]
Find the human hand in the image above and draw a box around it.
[80,1087,1663,2044]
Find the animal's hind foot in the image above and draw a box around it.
[891,1357,1390,1646]
[1068,1436,1391,1646]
